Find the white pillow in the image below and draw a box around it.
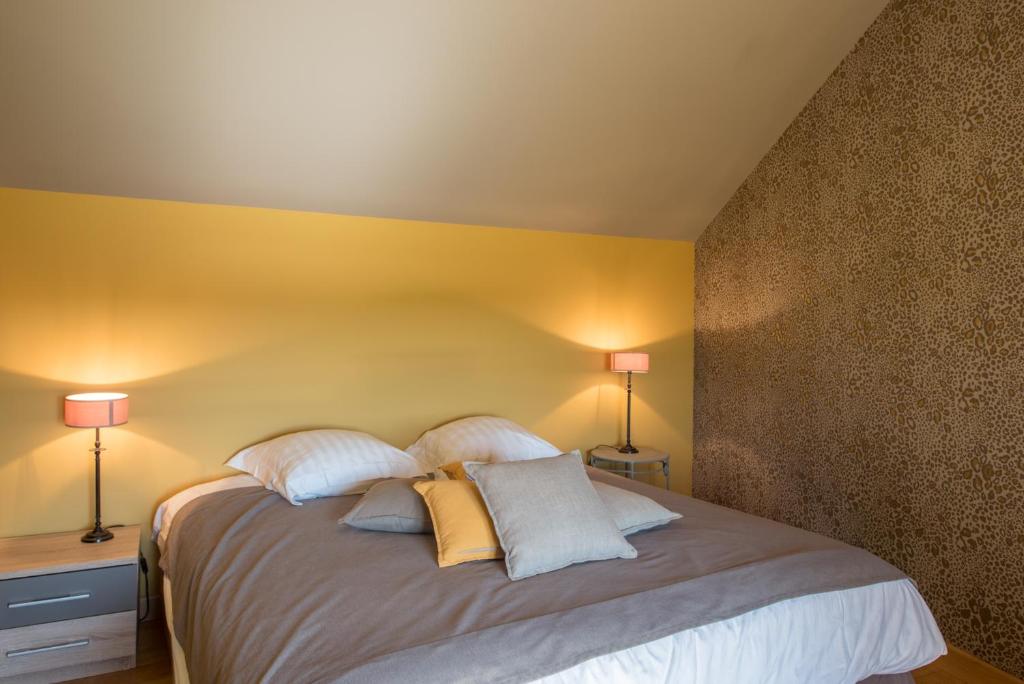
[226,429,424,505]
[406,416,561,469]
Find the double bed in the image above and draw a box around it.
[153,468,944,683]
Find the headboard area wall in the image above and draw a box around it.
[0,187,694,575]
[694,0,1023,676]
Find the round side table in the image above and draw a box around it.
[588,446,670,490]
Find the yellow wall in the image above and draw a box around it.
[0,187,694,580]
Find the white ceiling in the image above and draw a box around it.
[0,0,887,240]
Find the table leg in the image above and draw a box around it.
[663,460,670,490]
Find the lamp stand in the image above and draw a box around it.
[619,370,639,454]
[82,427,114,544]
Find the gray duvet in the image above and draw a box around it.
[162,468,911,684]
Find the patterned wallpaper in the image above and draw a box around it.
[694,0,1023,675]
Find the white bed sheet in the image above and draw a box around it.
[152,473,261,553]
[156,478,945,684]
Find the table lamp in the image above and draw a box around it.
[64,392,129,543]
[610,352,649,454]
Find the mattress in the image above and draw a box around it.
[155,473,944,683]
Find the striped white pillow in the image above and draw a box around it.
[406,416,561,469]
[226,429,424,505]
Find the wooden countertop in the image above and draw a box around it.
[0,526,140,580]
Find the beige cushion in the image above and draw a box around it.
[341,478,432,534]
[592,481,681,535]
[466,454,636,580]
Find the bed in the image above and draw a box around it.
[153,468,944,683]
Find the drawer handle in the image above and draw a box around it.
[8,592,91,609]
[7,639,90,658]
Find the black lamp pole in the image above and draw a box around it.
[619,370,639,454]
[82,427,114,543]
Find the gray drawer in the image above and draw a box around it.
[0,610,136,678]
[0,565,136,630]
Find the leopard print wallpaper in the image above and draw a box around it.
[694,0,1023,675]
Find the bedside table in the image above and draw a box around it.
[0,525,140,682]
[589,446,670,490]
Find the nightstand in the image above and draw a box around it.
[0,526,140,683]
[589,446,670,490]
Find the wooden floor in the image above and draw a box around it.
[913,646,1024,684]
[69,619,1021,684]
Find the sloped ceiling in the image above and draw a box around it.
[0,0,887,240]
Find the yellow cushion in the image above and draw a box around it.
[413,480,503,567]
[438,461,469,480]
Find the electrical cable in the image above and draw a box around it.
[138,554,150,622]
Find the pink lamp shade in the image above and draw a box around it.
[64,392,129,428]
[610,352,650,373]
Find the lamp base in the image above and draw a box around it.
[618,444,639,454]
[81,527,114,544]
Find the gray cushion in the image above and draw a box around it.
[466,453,636,580]
[341,478,432,533]
[593,481,681,535]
